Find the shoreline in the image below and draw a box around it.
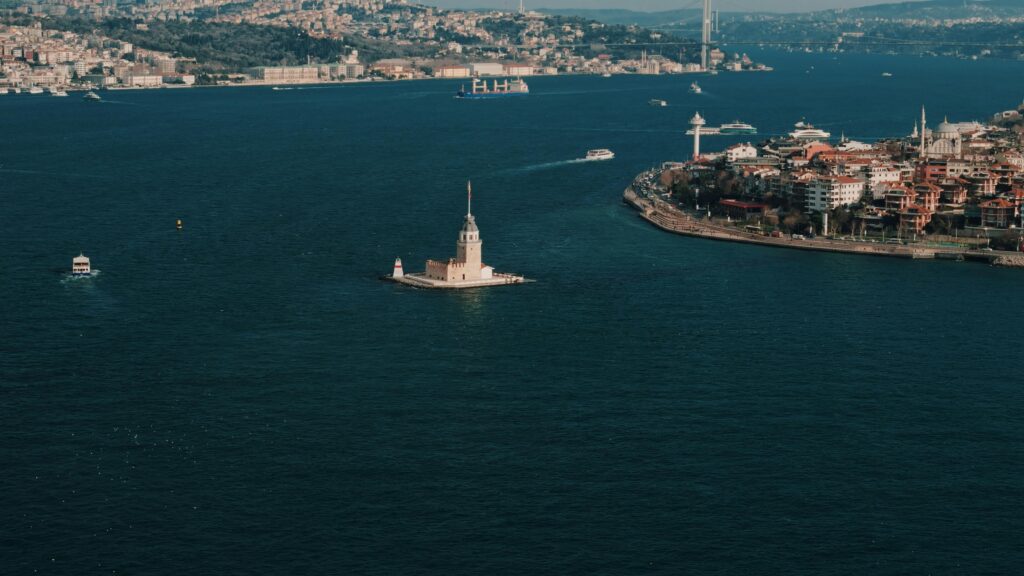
[623,186,1024,268]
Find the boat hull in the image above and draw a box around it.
[456,92,529,99]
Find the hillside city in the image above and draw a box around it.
[0,0,772,91]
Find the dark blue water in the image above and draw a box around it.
[2,52,1023,574]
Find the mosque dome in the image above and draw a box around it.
[936,118,959,138]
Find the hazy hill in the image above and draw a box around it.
[824,0,1024,20]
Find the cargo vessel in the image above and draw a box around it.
[456,78,529,99]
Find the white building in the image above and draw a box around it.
[434,65,470,78]
[250,66,320,84]
[126,74,162,87]
[867,164,902,199]
[725,143,758,163]
[504,63,534,76]
[469,62,505,76]
[807,175,865,212]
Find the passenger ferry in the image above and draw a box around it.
[719,121,757,135]
[789,121,831,140]
[689,82,702,94]
[456,78,529,99]
[585,149,615,161]
[71,253,92,276]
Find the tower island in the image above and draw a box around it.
[389,182,528,289]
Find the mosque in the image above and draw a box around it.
[390,182,527,289]
[914,106,964,159]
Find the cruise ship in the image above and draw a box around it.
[456,78,529,99]
[789,121,831,140]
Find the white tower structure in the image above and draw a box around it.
[690,112,706,160]
[701,0,712,72]
[920,105,927,159]
[392,258,404,279]
[519,0,524,15]
[456,181,482,280]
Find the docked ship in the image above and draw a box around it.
[689,82,702,94]
[789,120,831,140]
[719,121,757,135]
[585,149,615,161]
[456,78,529,99]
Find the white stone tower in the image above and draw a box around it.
[690,112,706,160]
[456,181,483,280]
[392,258,404,279]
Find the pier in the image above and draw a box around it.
[623,184,1024,268]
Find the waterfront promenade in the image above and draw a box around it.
[623,181,1024,268]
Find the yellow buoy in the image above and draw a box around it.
[176,219,183,231]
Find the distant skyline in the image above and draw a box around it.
[424,0,923,13]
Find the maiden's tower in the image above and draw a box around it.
[390,182,527,289]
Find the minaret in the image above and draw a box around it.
[456,181,483,280]
[920,105,928,159]
[690,112,706,160]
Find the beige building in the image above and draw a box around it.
[250,66,320,84]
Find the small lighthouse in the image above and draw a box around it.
[690,111,706,160]
[392,257,404,279]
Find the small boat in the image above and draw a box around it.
[28,86,43,95]
[689,82,702,94]
[52,89,68,97]
[83,91,101,102]
[71,253,92,276]
[585,149,615,161]
[881,72,893,77]
[602,72,612,78]
[649,99,667,107]
[11,87,20,94]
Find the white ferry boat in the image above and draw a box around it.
[52,89,68,97]
[789,121,831,140]
[585,149,615,161]
[72,253,92,276]
[719,121,757,135]
[28,86,43,95]
[689,82,702,94]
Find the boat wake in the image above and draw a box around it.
[62,270,100,282]
[503,158,591,174]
